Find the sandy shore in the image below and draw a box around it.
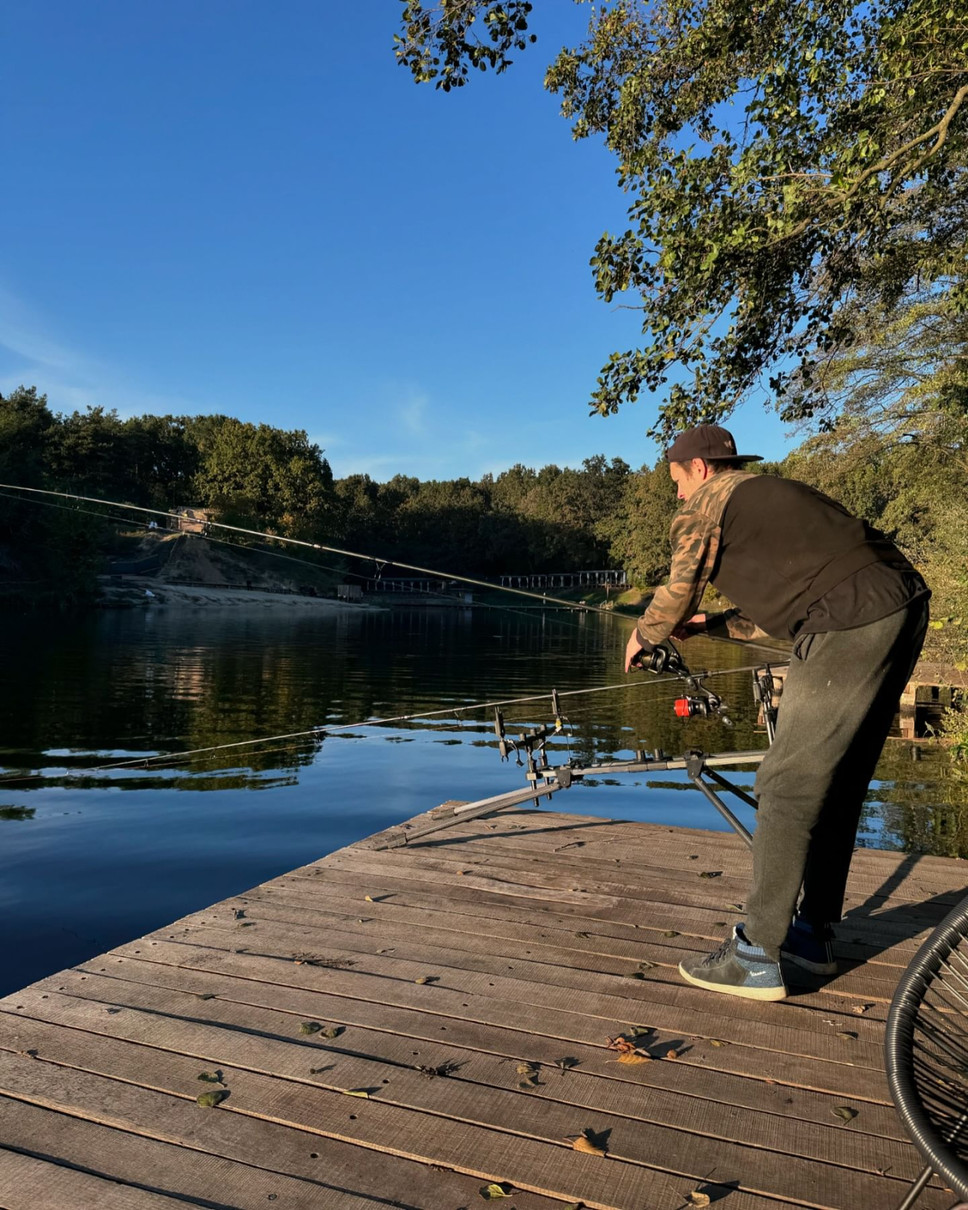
[98,580,378,610]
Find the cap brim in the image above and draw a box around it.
[707,453,763,462]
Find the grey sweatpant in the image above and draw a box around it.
[745,599,930,958]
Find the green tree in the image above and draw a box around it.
[190,416,335,539]
[597,461,679,587]
[397,1,968,437]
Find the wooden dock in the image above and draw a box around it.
[2,803,967,1209]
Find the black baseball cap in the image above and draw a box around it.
[665,424,762,463]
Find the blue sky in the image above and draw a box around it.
[2,1,798,480]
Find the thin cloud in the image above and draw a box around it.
[0,284,198,418]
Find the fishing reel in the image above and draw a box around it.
[674,689,724,719]
[630,644,689,678]
[633,642,732,726]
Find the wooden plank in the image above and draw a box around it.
[0,1148,196,1210]
[276,854,943,957]
[67,938,894,1101]
[0,1000,940,1208]
[62,953,896,1104]
[144,916,894,1058]
[167,896,900,1024]
[434,825,968,917]
[222,879,907,1002]
[0,1095,381,1210]
[0,1048,783,1210]
[12,967,911,1142]
[0,1025,562,1210]
[329,840,965,920]
[363,810,968,901]
[1,979,926,1176]
[435,813,968,889]
[250,866,933,971]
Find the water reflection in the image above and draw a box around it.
[0,603,962,996]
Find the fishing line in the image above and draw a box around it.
[0,481,784,654]
[0,661,768,785]
[0,481,786,783]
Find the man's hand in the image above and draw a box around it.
[672,613,708,640]
[625,628,656,673]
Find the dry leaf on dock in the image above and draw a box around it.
[565,1127,609,1156]
[478,1181,515,1199]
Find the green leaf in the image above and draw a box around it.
[479,1182,515,1199]
[196,1089,229,1108]
[833,1105,858,1123]
[299,1021,322,1035]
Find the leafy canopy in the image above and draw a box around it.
[396,0,968,438]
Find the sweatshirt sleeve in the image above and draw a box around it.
[636,507,722,645]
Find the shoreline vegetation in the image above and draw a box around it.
[0,386,964,734]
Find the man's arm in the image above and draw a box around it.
[635,510,721,647]
[705,607,771,642]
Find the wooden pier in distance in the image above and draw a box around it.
[2,803,967,1210]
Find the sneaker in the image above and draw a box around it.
[781,917,837,975]
[679,925,787,1001]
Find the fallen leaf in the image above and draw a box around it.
[414,975,438,985]
[574,930,590,939]
[852,1004,872,1015]
[197,1071,224,1085]
[567,1128,608,1156]
[479,1182,515,1199]
[554,1057,579,1074]
[196,1089,228,1108]
[627,971,647,980]
[343,1088,371,1098]
[516,1062,539,1075]
[320,1025,343,1039]
[698,871,722,879]
[663,930,680,938]
[727,903,744,911]
[836,1031,857,1040]
[709,1039,728,1048]
[299,1022,322,1035]
[195,993,217,1000]
[638,960,657,970]
[665,1049,679,1059]
[364,895,375,902]
[617,1051,651,1064]
[686,1193,711,1207]
[234,909,246,920]
[833,1105,858,1123]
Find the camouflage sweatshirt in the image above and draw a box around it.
[637,470,768,646]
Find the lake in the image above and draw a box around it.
[0,602,959,997]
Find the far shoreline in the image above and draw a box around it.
[97,580,382,611]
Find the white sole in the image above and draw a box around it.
[679,963,787,1001]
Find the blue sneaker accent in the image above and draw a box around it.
[679,925,787,1000]
[782,917,837,975]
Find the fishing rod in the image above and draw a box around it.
[0,658,768,787]
[0,481,782,651]
[0,481,786,785]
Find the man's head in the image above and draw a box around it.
[664,424,761,501]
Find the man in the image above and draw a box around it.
[625,424,929,1000]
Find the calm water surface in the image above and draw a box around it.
[0,604,960,996]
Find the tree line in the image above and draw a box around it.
[1,383,964,670]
